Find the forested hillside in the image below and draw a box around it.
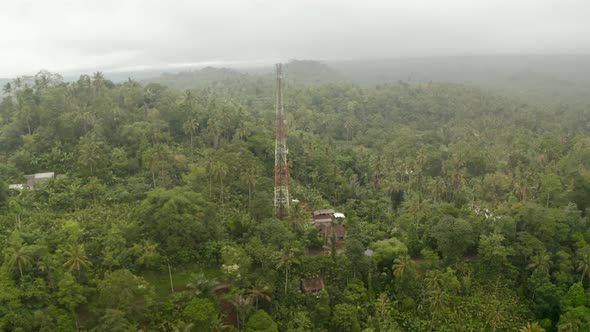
[148,60,344,91]
[1,65,590,331]
[329,56,590,105]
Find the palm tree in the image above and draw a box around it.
[210,314,232,332]
[247,281,272,309]
[275,247,301,294]
[203,152,215,198]
[2,82,11,95]
[92,71,106,94]
[4,232,34,278]
[382,175,401,210]
[240,167,258,208]
[519,322,546,332]
[486,299,506,332]
[429,177,447,203]
[74,108,96,134]
[576,247,590,282]
[374,293,392,323]
[37,251,58,288]
[207,117,223,148]
[183,118,199,156]
[211,161,229,202]
[428,288,446,332]
[227,292,252,330]
[34,70,52,90]
[180,90,196,113]
[15,91,34,135]
[393,254,414,279]
[403,194,431,226]
[528,252,553,273]
[68,180,82,211]
[368,155,386,190]
[186,272,216,296]
[513,170,531,202]
[414,147,429,191]
[344,117,356,141]
[424,270,444,294]
[236,123,251,141]
[172,322,194,332]
[449,155,466,193]
[558,314,581,332]
[8,200,23,229]
[63,243,92,276]
[12,77,22,91]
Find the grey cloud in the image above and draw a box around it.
[1,0,589,77]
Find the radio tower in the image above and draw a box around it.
[274,63,289,218]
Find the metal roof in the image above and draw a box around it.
[313,209,335,216]
[34,172,55,178]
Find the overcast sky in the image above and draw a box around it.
[1,0,589,77]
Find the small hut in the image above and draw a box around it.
[302,278,325,295]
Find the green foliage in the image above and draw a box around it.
[478,232,513,273]
[141,187,216,263]
[0,64,589,330]
[182,298,216,331]
[245,310,278,332]
[287,311,313,332]
[57,272,86,313]
[431,216,474,262]
[332,303,361,332]
[97,269,155,323]
[314,288,332,329]
[3,230,35,278]
[369,237,408,268]
[94,309,132,332]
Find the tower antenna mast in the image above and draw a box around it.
[274,63,289,218]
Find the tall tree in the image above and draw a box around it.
[576,247,590,282]
[3,231,34,278]
[183,117,199,156]
[392,254,414,279]
[63,243,91,277]
[211,160,229,202]
[275,247,301,294]
[240,165,258,209]
[519,322,546,332]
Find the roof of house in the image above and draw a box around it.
[313,209,335,216]
[24,172,55,179]
[34,172,55,179]
[333,212,345,219]
[302,278,325,293]
[312,216,332,223]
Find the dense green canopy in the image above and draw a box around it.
[0,64,589,331]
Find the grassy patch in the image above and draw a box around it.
[141,265,221,300]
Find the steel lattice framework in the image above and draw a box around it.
[274,63,289,218]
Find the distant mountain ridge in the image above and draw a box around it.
[4,55,590,103]
[147,60,343,90]
[282,59,344,83]
[149,66,252,90]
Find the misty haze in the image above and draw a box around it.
[1,1,589,331]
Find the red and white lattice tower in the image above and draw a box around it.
[274,63,289,218]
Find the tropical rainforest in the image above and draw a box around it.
[1,60,590,332]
